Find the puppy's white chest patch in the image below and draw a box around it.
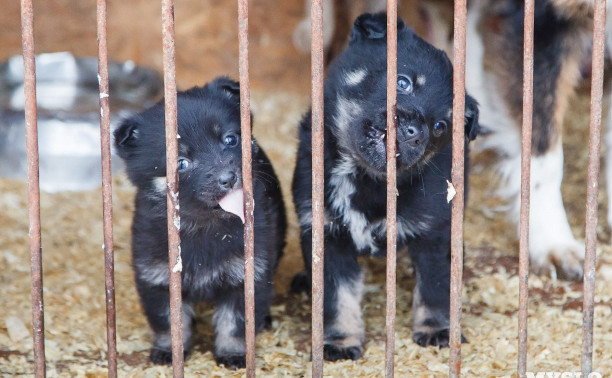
[329,154,377,252]
[328,154,427,253]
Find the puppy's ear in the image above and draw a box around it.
[350,13,406,43]
[465,95,480,141]
[114,118,139,155]
[212,76,241,100]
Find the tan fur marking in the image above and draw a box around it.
[324,272,365,349]
[553,52,582,137]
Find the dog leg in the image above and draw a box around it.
[408,238,464,347]
[468,0,585,280]
[136,281,194,365]
[295,229,365,361]
[213,290,248,370]
[526,141,585,280]
[323,268,365,361]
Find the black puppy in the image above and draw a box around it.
[114,77,286,369]
[292,13,479,360]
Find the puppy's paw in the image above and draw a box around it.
[150,348,173,365]
[290,271,311,294]
[531,241,584,281]
[323,344,363,361]
[412,327,467,348]
[149,348,190,365]
[215,354,246,370]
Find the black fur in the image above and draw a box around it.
[291,13,478,359]
[114,76,286,368]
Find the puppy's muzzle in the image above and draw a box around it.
[218,170,238,190]
[397,109,427,148]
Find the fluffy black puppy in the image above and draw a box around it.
[292,13,479,360]
[114,77,286,369]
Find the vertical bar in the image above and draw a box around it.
[449,0,467,376]
[582,0,606,375]
[96,1,117,376]
[310,0,325,377]
[237,0,256,376]
[21,1,46,376]
[385,1,398,378]
[517,0,534,376]
[161,0,184,376]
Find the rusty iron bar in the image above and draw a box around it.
[582,0,606,375]
[310,0,325,376]
[161,0,185,376]
[517,0,534,376]
[449,0,467,375]
[20,1,46,376]
[96,0,118,376]
[237,0,257,376]
[385,1,398,377]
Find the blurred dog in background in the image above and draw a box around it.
[466,0,612,280]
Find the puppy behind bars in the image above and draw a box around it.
[291,13,479,360]
[113,77,286,369]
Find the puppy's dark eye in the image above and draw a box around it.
[433,121,447,137]
[177,158,191,172]
[397,75,413,93]
[224,133,239,147]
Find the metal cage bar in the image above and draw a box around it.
[517,0,535,376]
[582,0,606,375]
[449,0,467,376]
[95,0,118,376]
[385,1,398,377]
[160,0,185,376]
[20,0,46,376]
[310,0,325,378]
[310,0,325,377]
[237,0,257,376]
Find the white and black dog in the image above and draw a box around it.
[114,77,286,369]
[291,13,479,360]
[466,0,612,280]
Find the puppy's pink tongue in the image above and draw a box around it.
[218,188,245,223]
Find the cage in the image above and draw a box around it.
[0,0,610,376]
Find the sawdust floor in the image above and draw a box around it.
[1,0,612,376]
[1,88,612,377]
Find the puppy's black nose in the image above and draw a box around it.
[397,108,426,147]
[403,125,425,147]
[218,171,237,189]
